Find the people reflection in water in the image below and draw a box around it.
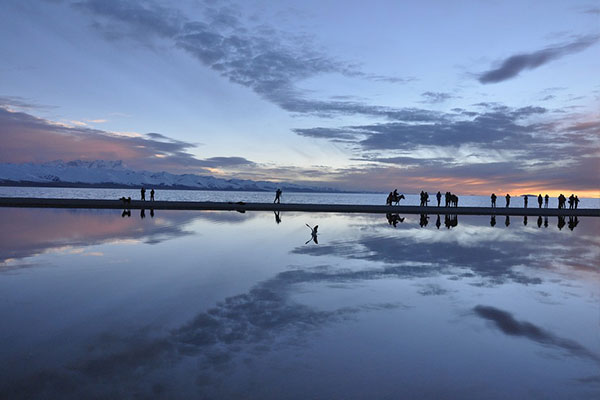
[523,215,528,226]
[121,209,131,218]
[274,211,282,224]
[544,216,548,228]
[491,193,497,208]
[386,213,404,227]
[568,216,579,231]
[537,194,543,208]
[557,215,566,230]
[444,214,457,229]
[305,224,318,244]
[505,194,511,207]
[419,213,429,227]
[435,214,441,229]
[490,215,496,227]
[537,215,542,228]
[150,209,154,218]
[544,194,549,208]
[505,215,510,227]
[140,209,145,219]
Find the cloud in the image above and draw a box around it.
[0,107,254,173]
[420,91,456,104]
[479,35,600,84]
[474,305,600,362]
[68,0,409,118]
[291,103,600,193]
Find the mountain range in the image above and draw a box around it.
[0,160,335,192]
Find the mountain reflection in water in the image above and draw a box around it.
[0,209,598,399]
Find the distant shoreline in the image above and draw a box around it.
[1,197,598,217]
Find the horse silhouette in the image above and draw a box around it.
[386,192,406,206]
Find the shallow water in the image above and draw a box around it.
[0,208,598,399]
[1,186,599,209]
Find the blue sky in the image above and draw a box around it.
[1,0,599,194]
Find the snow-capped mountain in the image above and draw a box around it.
[0,160,332,192]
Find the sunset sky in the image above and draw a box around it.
[1,0,599,195]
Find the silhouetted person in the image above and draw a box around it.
[274,211,281,224]
[445,192,451,207]
[505,215,510,227]
[557,215,566,230]
[140,209,145,219]
[568,194,574,209]
[537,215,542,228]
[523,215,527,226]
[141,187,146,201]
[436,191,442,207]
[574,196,580,209]
[558,194,566,209]
[537,194,543,208]
[305,224,318,244]
[491,193,497,208]
[490,215,496,227]
[150,209,154,218]
[505,194,511,207]
[274,188,282,204]
[150,189,155,201]
[523,196,528,208]
[544,194,549,208]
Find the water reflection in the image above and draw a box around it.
[0,210,598,399]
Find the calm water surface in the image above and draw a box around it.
[1,186,599,208]
[0,207,598,399]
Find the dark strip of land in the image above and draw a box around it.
[1,197,598,216]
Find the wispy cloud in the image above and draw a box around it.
[479,35,600,84]
[69,0,410,118]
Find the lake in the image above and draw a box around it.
[1,186,599,208]
[0,205,599,399]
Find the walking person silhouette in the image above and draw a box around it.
[505,194,511,208]
[274,188,282,204]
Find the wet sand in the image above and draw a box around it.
[1,197,598,216]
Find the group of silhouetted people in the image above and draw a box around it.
[140,187,155,201]
[558,193,580,209]
[492,193,580,209]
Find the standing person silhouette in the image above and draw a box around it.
[436,191,442,207]
[523,196,528,208]
[537,194,543,208]
[491,193,497,208]
[150,188,155,201]
[505,194,511,208]
[274,188,282,204]
[544,194,549,208]
[141,187,146,201]
[574,195,580,209]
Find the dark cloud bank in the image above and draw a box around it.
[479,35,600,84]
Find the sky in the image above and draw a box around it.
[1,0,599,196]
